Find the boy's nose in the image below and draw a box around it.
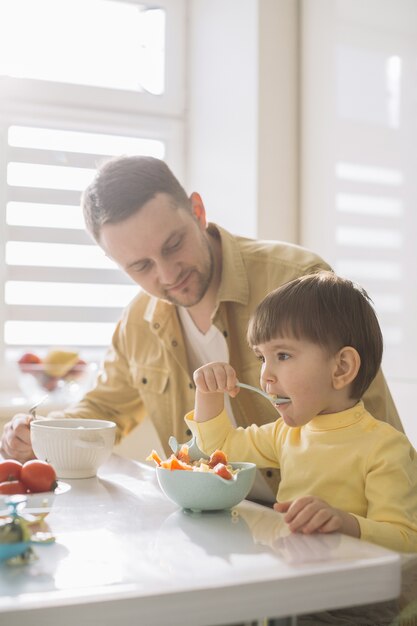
[261,366,276,385]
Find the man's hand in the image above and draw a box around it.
[0,414,36,462]
[274,496,360,538]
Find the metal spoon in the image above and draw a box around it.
[236,382,290,405]
[28,394,49,418]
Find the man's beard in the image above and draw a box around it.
[162,238,214,308]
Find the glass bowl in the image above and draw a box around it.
[17,362,98,404]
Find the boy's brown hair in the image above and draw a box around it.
[247,271,383,399]
[82,156,191,242]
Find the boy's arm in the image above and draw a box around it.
[193,362,239,423]
[352,433,417,553]
[194,389,225,422]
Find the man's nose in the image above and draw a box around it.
[157,259,179,286]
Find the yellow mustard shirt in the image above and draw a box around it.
[185,401,417,553]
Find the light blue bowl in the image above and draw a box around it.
[156,462,256,512]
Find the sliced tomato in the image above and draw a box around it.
[0,459,23,483]
[20,460,57,493]
[0,480,27,495]
[208,450,228,469]
[213,463,233,480]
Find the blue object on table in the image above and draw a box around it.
[0,496,31,562]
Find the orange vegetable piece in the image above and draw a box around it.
[176,444,190,464]
[160,455,193,471]
[146,450,162,466]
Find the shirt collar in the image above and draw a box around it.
[306,401,366,431]
[208,223,249,306]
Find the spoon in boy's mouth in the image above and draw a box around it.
[236,382,290,405]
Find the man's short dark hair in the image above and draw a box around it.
[82,156,191,241]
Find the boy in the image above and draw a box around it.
[185,272,417,553]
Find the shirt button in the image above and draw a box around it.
[141,377,147,384]
[153,322,160,329]
[189,382,194,389]
[266,470,273,478]
[172,340,178,347]
[223,330,228,338]
[186,429,192,436]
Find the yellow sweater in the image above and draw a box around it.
[185,402,417,553]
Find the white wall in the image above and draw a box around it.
[186,0,299,243]
[301,0,417,447]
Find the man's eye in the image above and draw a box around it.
[165,235,183,253]
[134,261,151,273]
[278,353,290,361]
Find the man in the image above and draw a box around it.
[0,156,402,501]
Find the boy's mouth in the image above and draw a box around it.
[270,395,291,406]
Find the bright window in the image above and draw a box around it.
[0,0,185,386]
[0,0,166,95]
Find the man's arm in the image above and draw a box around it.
[363,369,403,432]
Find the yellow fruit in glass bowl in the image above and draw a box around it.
[43,350,79,378]
[17,350,97,404]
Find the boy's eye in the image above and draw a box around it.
[278,353,290,361]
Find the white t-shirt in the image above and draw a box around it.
[178,307,276,503]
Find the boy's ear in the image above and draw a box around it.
[190,192,207,228]
[332,346,361,390]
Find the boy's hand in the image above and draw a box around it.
[274,496,360,538]
[193,362,239,397]
[193,362,240,423]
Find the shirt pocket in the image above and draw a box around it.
[131,364,170,396]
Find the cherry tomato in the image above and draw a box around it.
[0,480,27,495]
[213,463,233,480]
[0,459,23,483]
[20,460,57,493]
[17,352,42,372]
[208,450,228,469]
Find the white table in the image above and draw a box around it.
[0,454,401,626]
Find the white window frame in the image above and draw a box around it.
[0,0,186,391]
